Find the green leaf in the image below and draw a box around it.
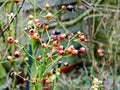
[0,64,6,79]
[50,74,56,81]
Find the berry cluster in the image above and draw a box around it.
[5,3,88,90]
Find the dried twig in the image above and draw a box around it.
[49,0,103,28]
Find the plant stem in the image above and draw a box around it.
[26,44,33,90]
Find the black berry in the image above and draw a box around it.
[55,30,61,35]
[66,5,76,11]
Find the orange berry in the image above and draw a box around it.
[46,13,52,19]
[61,5,66,10]
[44,79,51,84]
[7,37,14,44]
[37,55,42,61]
[45,4,50,9]
[7,56,13,61]
[46,53,50,58]
[43,25,49,30]
[32,33,40,40]
[14,0,20,3]
[46,53,52,60]
[52,41,59,47]
[29,29,35,36]
[42,43,48,48]
[71,49,78,55]
[28,15,33,20]
[50,48,56,53]
[66,48,72,54]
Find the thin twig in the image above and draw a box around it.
[0,0,25,37]
[49,0,103,28]
[0,0,9,10]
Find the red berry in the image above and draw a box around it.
[72,49,78,55]
[36,23,40,29]
[80,35,86,41]
[97,48,103,54]
[97,48,104,56]
[45,86,50,90]
[59,34,66,40]
[37,55,42,60]
[58,45,64,50]
[79,47,86,53]
[46,53,52,60]
[58,50,64,55]
[51,35,60,41]
[14,51,20,58]
[7,37,14,44]
[34,19,40,24]
[98,53,104,56]
[42,43,48,48]
[52,41,59,47]
[14,0,20,3]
